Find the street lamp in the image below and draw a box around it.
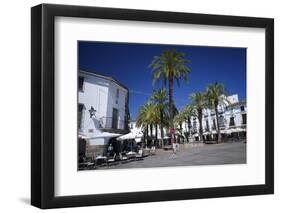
[88,106,96,118]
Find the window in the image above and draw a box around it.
[116,88,119,98]
[78,104,84,129]
[240,105,245,112]
[242,113,247,124]
[229,117,235,127]
[205,120,209,132]
[204,113,208,118]
[218,115,225,127]
[78,77,84,91]
[115,88,119,104]
[112,108,119,129]
[192,120,197,132]
[212,119,216,130]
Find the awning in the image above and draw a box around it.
[221,129,232,134]
[211,130,217,134]
[135,138,142,143]
[79,132,121,140]
[117,131,143,141]
[230,128,246,133]
[157,135,170,139]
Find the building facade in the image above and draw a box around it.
[78,70,129,134]
[78,70,130,158]
[189,94,247,140]
[129,94,247,143]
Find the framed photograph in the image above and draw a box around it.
[31,4,274,209]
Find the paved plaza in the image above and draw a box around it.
[100,142,246,170]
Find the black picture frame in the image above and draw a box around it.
[31,3,274,209]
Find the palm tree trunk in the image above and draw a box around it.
[143,129,145,144]
[160,110,164,147]
[188,117,191,138]
[215,103,221,143]
[179,122,183,143]
[184,120,187,135]
[198,109,204,142]
[168,70,175,143]
[145,125,148,146]
[155,124,158,146]
[150,124,153,146]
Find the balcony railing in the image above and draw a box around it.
[191,129,198,134]
[99,117,125,130]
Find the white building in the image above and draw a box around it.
[78,70,130,157]
[129,94,247,143]
[129,120,168,140]
[185,94,247,141]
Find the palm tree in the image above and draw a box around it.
[136,103,150,145]
[182,105,195,140]
[206,82,228,143]
[174,111,185,129]
[190,92,207,142]
[146,102,158,145]
[136,101,158,146]
[150,49,191,142]
[151,89,168,147]
[174,111,186,141]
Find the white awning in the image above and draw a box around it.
[117,131,143,141]
[157,135,170,139]
[221,129,232,134]
[230,128,246,133]
[135,138,142,143]
[79,132,120,140]
[211,130,217,134]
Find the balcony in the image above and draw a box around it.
[218,110,224,115]
[191,129,198,134]
[99,117,125,130]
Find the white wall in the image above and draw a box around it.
[79,72,127,131]
[227,94,239,104]
[79,73,109,131]
[0,0,279,213]
[79,73,109,119]
[182,103,247,134]
[107,81,127,129]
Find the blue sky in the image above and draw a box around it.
[79,41,246,119]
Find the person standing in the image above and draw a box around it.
[107,144,114,157]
